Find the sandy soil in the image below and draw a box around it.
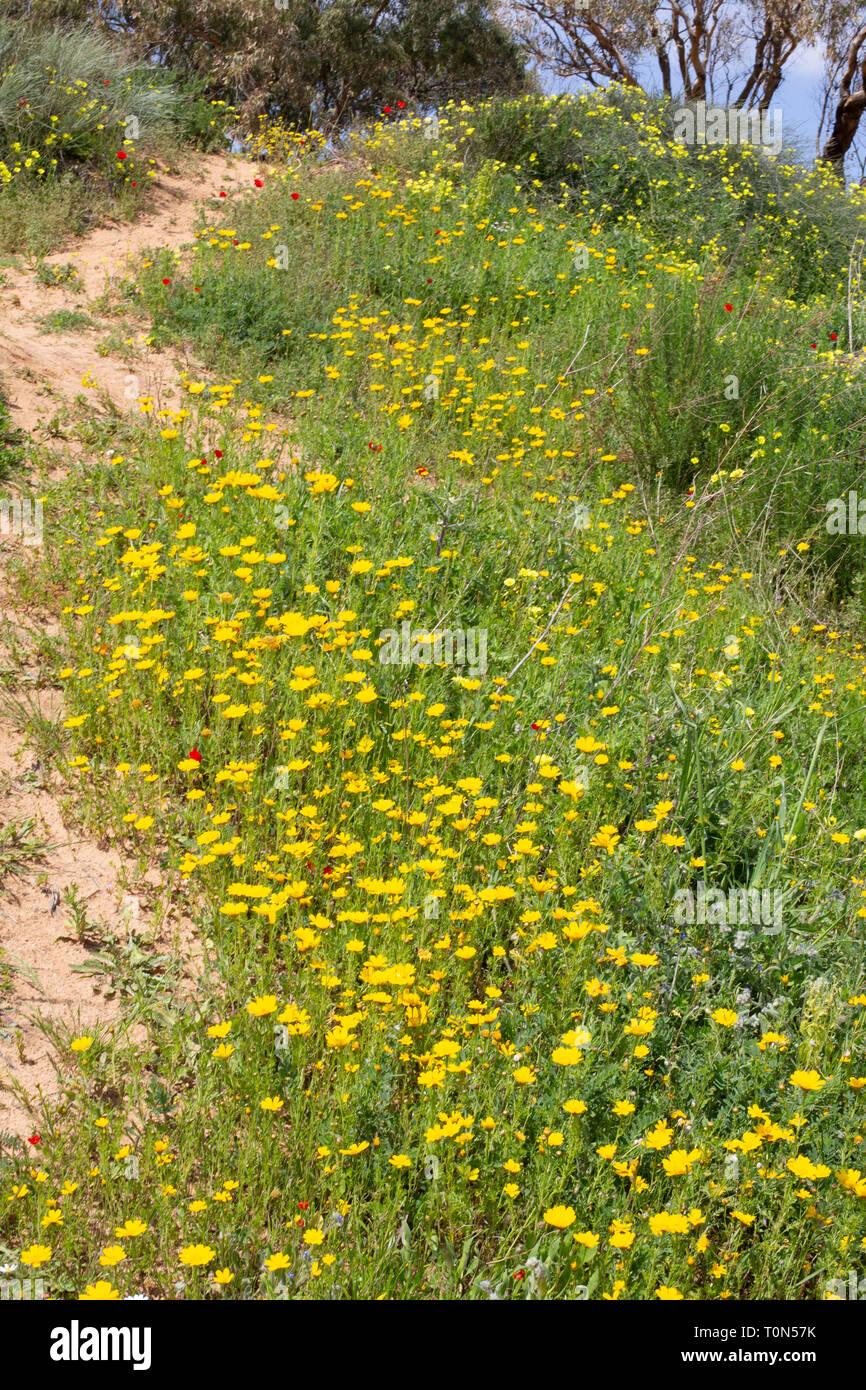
[0,153,245,1139]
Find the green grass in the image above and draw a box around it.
[37,307,94,333]
[0,20,235,254]
[1,89,866,1302]
[0,816,51,882]
[0,380,22,475]
[34,260,82,290]
[137,97,866,604]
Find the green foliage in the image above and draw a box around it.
[464,91,866,301]
[0,20,235,250]
[0,0,528,130]
[0,21,178,172]
[3,94,866,1304]
[37,306,94,330]
[135,97,866,598]
[0,380,23,475]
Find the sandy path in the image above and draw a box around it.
[0,153,248,435]
[0,152,247,1139]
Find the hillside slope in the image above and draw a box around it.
[1,89,865,1302]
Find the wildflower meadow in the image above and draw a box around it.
[0,24,865,1337]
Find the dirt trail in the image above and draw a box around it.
[0,152,247,1140]
[0,153,246,436]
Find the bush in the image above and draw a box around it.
[461,90,866,300]
[0,21,178,180]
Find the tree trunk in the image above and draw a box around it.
[651,20,671,97]
[820,25,866,182]
[821,90,866,180]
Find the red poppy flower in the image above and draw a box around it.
[254,178,264,188]
[116,151,127,160]
[810,343,816,349]
[188,748,202,763]
[514,1270,525,1280]
[214,449,223,458]
[131,182,137,188]
[296,1216,305,1227]
[383,106,392,114]
[416,467,429,476]
[724,303,732,312]
[291,192,299,200]
[162,278,171,286]
[219,190,227,197]
[426,278,432,283]
[194,286,201,292]
[531,722,541,730]
[28,1134,40,1145]
[103,80,110,85]
[298,1201,309,1210]
[323,866,333,876]
[830,332,837,340]
[397,101,406,108]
